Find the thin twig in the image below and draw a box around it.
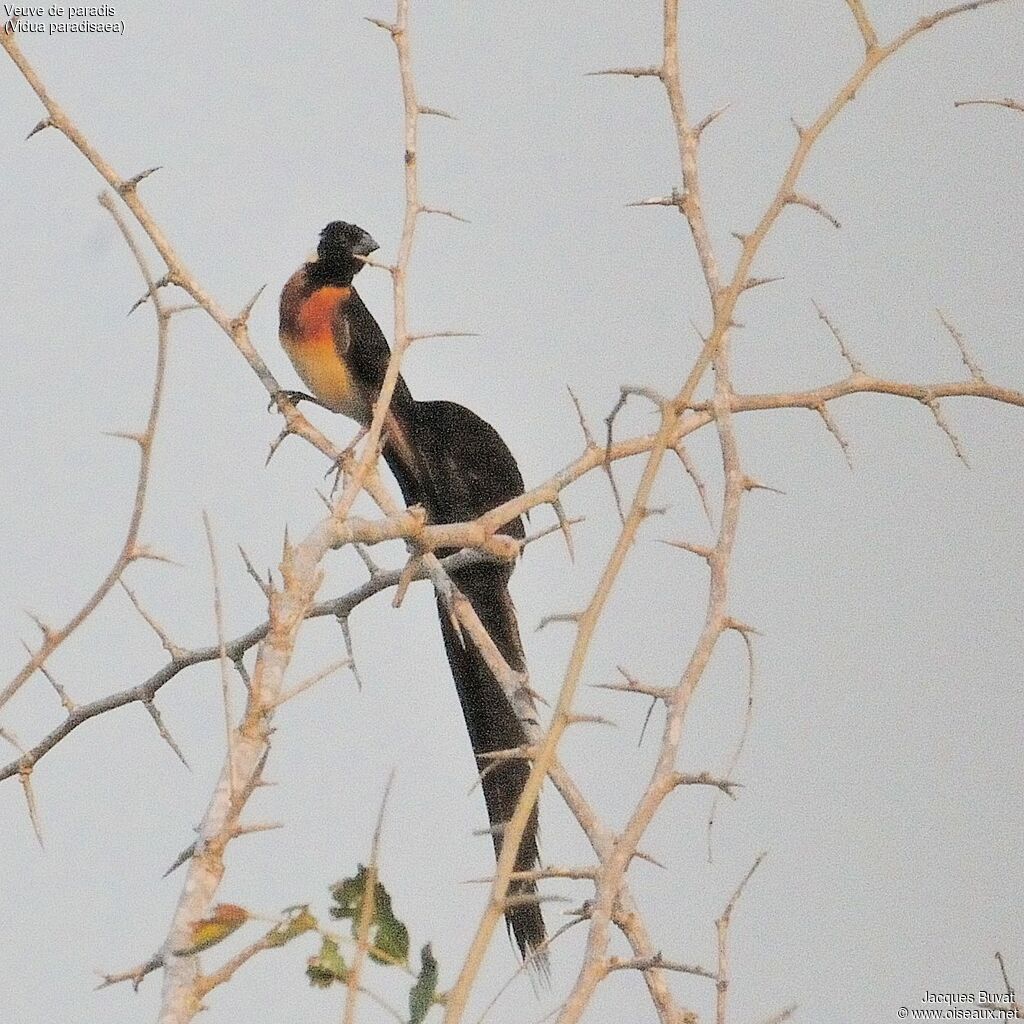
[343,771,396,1024]
[954,96,1024,113]
[203,513,236,796]
[0,192,170,714]
[717,853,767,1024]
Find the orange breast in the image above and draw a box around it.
[296,286,351,341]
[281,285,367,421]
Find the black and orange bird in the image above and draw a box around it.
[279,221,546,965]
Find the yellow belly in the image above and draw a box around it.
[282,331,369,423]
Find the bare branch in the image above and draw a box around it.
[0,193,169,714]
[144,701,189,768]
[203,513,236,796]
[392,554,423,608]
[536,612,582,632]
[815,402,854,468]
[234,283,267,327]
[2,19,354,480]
[0,534,562,785]
[418,104,457,119]
[758,1005,799,1024]
[194,931,278,997]
[418,204,469,223]
[4,7,1020,1022]
[591,665,672,702]
[844,0,880,51]
[408,329,480,342]
[273,658,352,707]
[741,275,784,292]
[550,498,576,563]
[96,954,164,992]
[18,642,75,713]
[708,627,756,863]
[722,375,1024,418]
[502,5,1020,1023]
[627,190,685,210]
[607,952,716,980]
[695,103,731,136]
[996,952,1015,999]
[117,164,161,194]
[20,766,43,846]
[813,301,864,374]
[659,538,713,560]
[603,391,631,524]
[669,771,741,798]
[120,580,186,660]
[343,772,396,1024]
[787,192,842,229]
[471,915,590,1024]
[717,852,768,1024]
[954,96,1024,113]
[586,65,663,79]
[565,713,618,729]
[926,398,969,464]
[567,386,598,449]
[673,442,714,523]
[937,309,985,380]
[464,866,598,884]
[238,546,272,599]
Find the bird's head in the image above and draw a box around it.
[309,221,379,285]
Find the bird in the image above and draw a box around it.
[278,220,546,966]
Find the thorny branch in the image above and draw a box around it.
[448,2,1021,1024]
[716,853,766,1024]
[1,190,172,842]
[3,2,1023,1023]
[2,6,554,1021]
[1,7,464,1020]
[0,189,170,716]
[0,522,567,784]
[955,96,1024,113]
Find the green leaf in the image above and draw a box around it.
[408,944,439,1024]
[329,866,410,966]
[306,936,348,988]
[266,905,318,948]
[329,865,371,921]
[369,905,409,966]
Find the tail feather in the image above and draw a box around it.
[436,561,546,967]
[383,399,546,966]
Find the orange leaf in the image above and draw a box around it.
[173,903,249,956]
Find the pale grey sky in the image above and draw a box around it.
[1,3,1022,1024]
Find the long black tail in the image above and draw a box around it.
[383,398,546,964]
[435,560,546,965]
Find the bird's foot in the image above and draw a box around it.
[268,389,324,413]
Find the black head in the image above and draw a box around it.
[309,221,379,286]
